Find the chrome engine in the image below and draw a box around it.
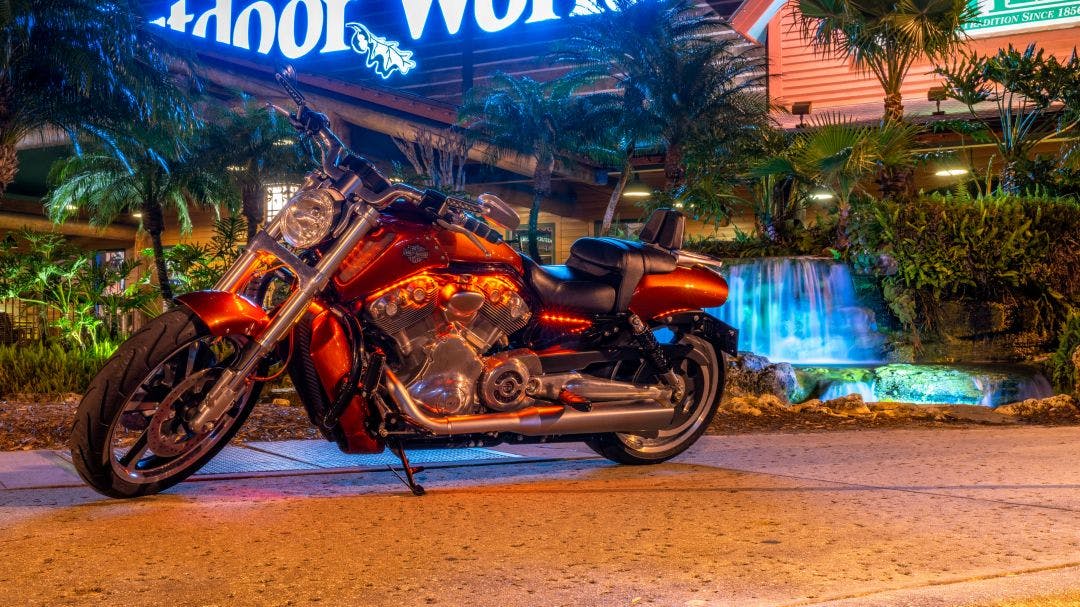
[366,275,535,416]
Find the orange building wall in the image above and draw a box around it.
[767,3,1080,121]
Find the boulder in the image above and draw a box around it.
[873,364,985,405]
[995,394,1080,421]
[719,394,787,417]
[727,353,800,403]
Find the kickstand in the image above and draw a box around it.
[387,441,426,496]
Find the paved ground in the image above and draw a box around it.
[1,427,1079,607]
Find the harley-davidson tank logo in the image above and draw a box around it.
[402,244,429,264]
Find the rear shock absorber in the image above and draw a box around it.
[627,313,686,403]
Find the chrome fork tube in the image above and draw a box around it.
[189,205,380,432]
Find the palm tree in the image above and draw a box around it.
[797,0,976,123]
[757,116,920,248]
[460,73,611,259]
[0,0,193,195]
[201,99,311,241]
[556,0,765,199]
[44,128,237,303]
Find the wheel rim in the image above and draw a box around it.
[106,335,253,484]
[615,333,719,455]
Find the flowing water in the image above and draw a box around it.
[707,257,1054,407]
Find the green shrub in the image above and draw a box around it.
[1049,312,1080,394]
[852,192,1080,341]
[0,342,116,397]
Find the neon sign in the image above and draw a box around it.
[149,0,613,79]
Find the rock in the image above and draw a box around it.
[727,354,799,403]
[720,395,787,417]
[1072,346,1080,395]
[873,364,985,405]
[820,394,872,417]
[271,398,293,407]
[995,394,1080,421]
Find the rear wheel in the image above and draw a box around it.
[71,309,263,498]
[585,331,723,464]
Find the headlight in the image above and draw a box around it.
[280,189,338,249]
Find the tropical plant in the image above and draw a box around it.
[755,116,922,248]
[0,341,116,396]
[391,126,473,195]
[936,44,1080,194]
[160,216,247,295]
[852,191,1080,345]
[201,99,311,241]
[44,127,238,304]
[0,0,194,195]
[460,73,613,259]
[797,0,976,122]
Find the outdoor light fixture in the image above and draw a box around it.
[273,138,295,147]
[622,174,652,199]
[227,165,244,172]
[809,187,834,201]
[935,168,969,177]
[928,86,947,116]
[65,204,77,211]
[791,101,812,128]
[132,212,143,219]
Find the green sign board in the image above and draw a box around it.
[967,0,1080,35]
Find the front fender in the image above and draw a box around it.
[174,291,270,338]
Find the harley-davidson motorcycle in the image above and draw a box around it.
[71,73,737,498]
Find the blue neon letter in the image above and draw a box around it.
[401,0,469,39]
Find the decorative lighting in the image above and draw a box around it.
[928,86,948,116]
[132,212,143,219]
[935,168,969,177]
[65,204,77,211]
[809,187,835,201]
[622,174,651,199]
[791,101,812,128]
[227,165,245,172]
[272,138,295,147]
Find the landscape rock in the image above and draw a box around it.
[726,354,800,403]
[719,395,787,417]
[820,394,872,417]
[995,394,1080,422]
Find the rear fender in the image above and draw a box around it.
[660,311,739,357]
[174,291,269,337]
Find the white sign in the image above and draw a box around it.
[967,0,1080,36]
[150,0,614,79]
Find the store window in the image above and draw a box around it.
[265,184,300,222]
[593,218,646,239]
[510,223,556,264]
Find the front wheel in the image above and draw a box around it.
[586,331,724,465]
[71,309,263,498]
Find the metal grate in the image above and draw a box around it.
[195,445,319,475]
[245,440,518,470]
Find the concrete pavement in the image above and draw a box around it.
[0,427,1079,606]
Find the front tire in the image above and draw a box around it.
[71,309,263,498]
[586,331,724,465]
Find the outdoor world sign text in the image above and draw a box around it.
[150,0,613,79]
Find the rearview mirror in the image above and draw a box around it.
[477,193,520,231]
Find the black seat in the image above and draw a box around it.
[522,257,617,314]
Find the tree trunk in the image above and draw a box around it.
[883,91,904,124]
[664,141,685,189]
[0,141,17,199]
[142,199,174,304]
[601,155,635,235]
[528,157,555,261]
[835,199,852,251]
[876,166,916,203]
[241,183,264,242]
[1001,160,1021,196]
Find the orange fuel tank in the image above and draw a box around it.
[332,215,523,302]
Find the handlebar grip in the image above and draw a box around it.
[342,154,391,194]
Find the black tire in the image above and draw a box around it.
[586,331,724,465]
[71,309,263,498]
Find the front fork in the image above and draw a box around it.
[187,204,381,432]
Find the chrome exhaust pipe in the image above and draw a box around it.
[383,369,676,436]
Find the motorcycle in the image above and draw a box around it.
[70,73,738,498]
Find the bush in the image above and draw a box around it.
[852,192,1080,340]
[0,342,115,397]
[1049,312,1080,394]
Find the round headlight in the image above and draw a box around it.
[280,189,338,249]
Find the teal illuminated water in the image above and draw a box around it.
[707,257,1053,407]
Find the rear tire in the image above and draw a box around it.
[71,309,262,498]
[586,331,724,465]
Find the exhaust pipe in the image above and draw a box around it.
[383,369,676,436]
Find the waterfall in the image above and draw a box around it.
[709,257,885,364]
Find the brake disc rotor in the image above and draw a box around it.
[146,369,220,458]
